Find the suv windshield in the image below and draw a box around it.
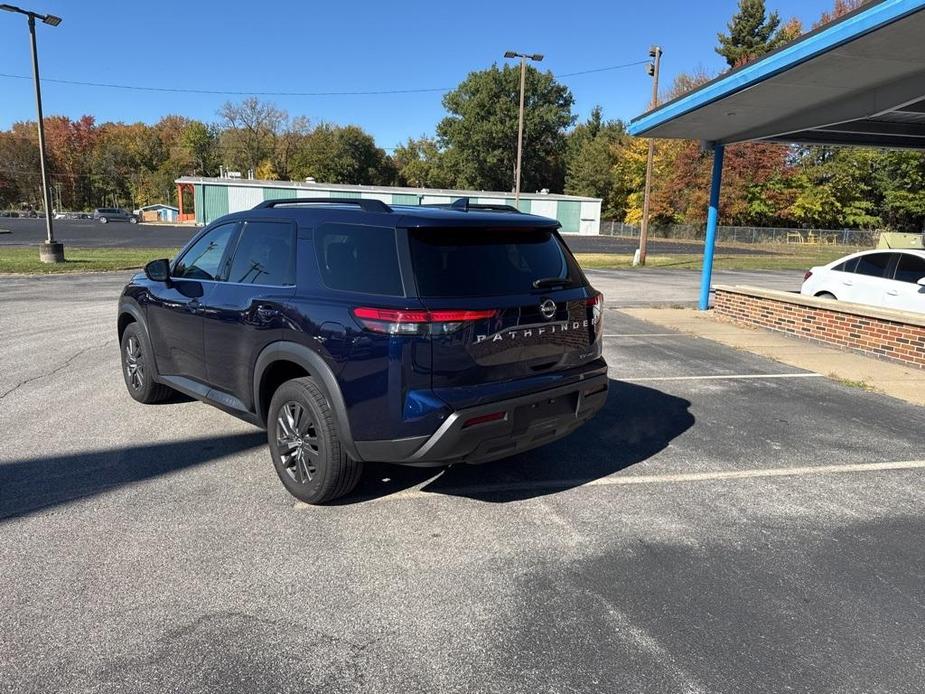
[408,227,582,298]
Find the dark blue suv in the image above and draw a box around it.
[118,198,608,503]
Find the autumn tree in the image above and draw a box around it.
[218,98,288,174]
[814,0,872,28]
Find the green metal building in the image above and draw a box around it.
[175,176,602,233]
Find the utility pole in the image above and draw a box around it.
[504,51,544,205]
[637,45,662,267]
[1,4,64,262]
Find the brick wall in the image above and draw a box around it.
[713,285,925,369]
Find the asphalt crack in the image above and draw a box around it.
[0,341,109,401]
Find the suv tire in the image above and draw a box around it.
[99,216,108,224]
[268,377,362,504]
[120,323,175,404]
[129,216,138,224]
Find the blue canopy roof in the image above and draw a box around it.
[629,0,925,149]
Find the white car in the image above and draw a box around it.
[801,249,925,313]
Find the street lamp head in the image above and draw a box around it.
[530,53,544,62]
[504,51,517,59]
[0,4,61,24]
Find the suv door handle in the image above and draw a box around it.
[886,289,899,296]
[842,280,853,286]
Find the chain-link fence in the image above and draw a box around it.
[601,220,878,247]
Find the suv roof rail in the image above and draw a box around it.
[419,197,522,214]
[252,197,393,213]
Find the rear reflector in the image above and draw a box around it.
[352,307,498,335]
[803,271,813,281]
[462,411,506,428]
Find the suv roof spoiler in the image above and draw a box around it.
[419,197,522,214]
[253,198,393,213]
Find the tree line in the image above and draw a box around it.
[1,0,922,231]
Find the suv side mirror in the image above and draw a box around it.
[917,277,925,287]
[144,258,171,283]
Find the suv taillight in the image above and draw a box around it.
[803,270,813,282]
[586,293,603,329]
[352,307,498,335]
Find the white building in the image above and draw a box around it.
[175,176,602,234]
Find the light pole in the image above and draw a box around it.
[637,45,662,267]
[503,51,543,205]
[1,3,64,263]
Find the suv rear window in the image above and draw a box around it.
[315,223,403,295]
[408,227,582,298]
[228,220,296,286]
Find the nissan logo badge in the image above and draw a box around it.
[539,299,557,320]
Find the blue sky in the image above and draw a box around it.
[0,0,836,150]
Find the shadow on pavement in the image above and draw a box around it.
[347,380,694,504]
[0,431,265,520]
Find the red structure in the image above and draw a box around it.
[177,183,195,222]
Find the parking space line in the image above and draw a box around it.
[615,373,823,382]
[603,333,685,337]
[370,459,925,502]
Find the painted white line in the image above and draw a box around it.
[615,373,823,382]
[603,333,685,337]
[377,459,925,501]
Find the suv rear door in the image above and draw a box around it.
[201,218,297,409]
[406,226,602,395]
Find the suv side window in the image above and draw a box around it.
[315,223,403,296]
[893,253,925,284]
[227,220,296,286]
[853,252,892,278]
[172,222,239,281]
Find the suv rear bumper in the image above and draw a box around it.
[353,373,608,466]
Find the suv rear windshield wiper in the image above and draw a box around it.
[532,277,571,289]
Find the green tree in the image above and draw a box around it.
[392,136,451,188]
[877,151,925,232]
[788,148,881,228]
[180,121,220,177]
[290,124,393,185]
[564,107,630,218]
[716,0,785,67]
[436,64,575,192]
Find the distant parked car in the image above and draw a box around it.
[801,249,925,314]
[93,208,138,224]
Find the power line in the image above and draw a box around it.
[0,60,649,97]
[556,60,650,77]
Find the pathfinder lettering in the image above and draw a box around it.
[476,319,595,344]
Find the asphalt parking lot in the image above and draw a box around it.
[2,272,924,693]
[0,218,199,248]
[2,217,766,256]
